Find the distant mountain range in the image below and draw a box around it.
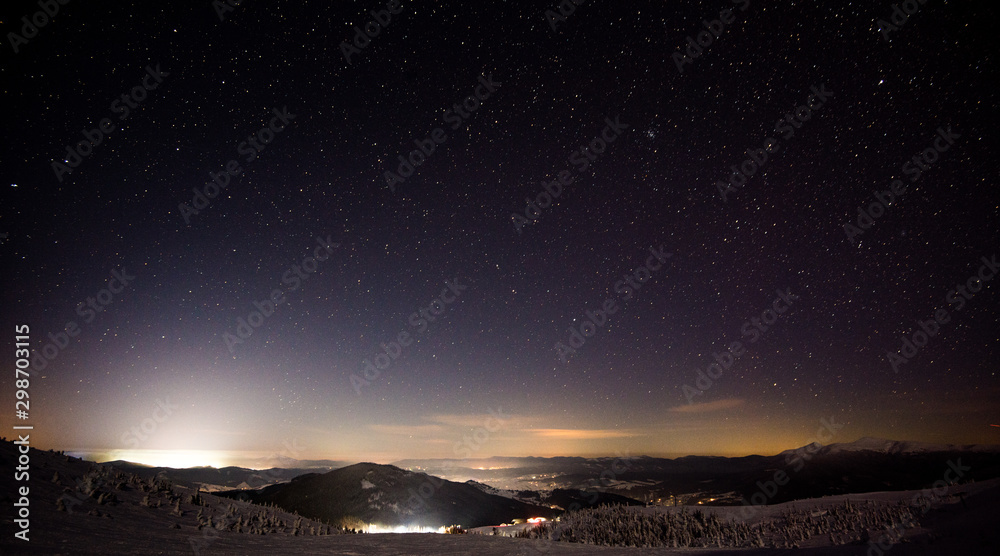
[396,437,1000,473]
[792,436,1000,455]
[102,460,344,491]
[109,437,1000,529]
[389,437,1000,505]
[3,438,998,554]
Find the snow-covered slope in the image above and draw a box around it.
[2,439,998,555]
[783,436,1000,457]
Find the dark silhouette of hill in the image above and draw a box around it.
[393,439,1000,506]
[600,441,1000,505]
[729,446,1000,504]
[3,437,999,555]
[217,462,560,529]
[0,439,343,556]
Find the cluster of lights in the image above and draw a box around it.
[363,523,446,534]
[362,517,548,533]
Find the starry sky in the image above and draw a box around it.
[1,0,997,468]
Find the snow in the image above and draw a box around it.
[785,436,1000,456]
[3,441,998,555]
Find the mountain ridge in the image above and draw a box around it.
[217,461,561,529]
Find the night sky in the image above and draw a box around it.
[2,0,997,468]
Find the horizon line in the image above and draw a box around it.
[26,435,998,470]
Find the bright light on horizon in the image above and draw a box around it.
[364,523,446,534]
[80,449,242,469]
